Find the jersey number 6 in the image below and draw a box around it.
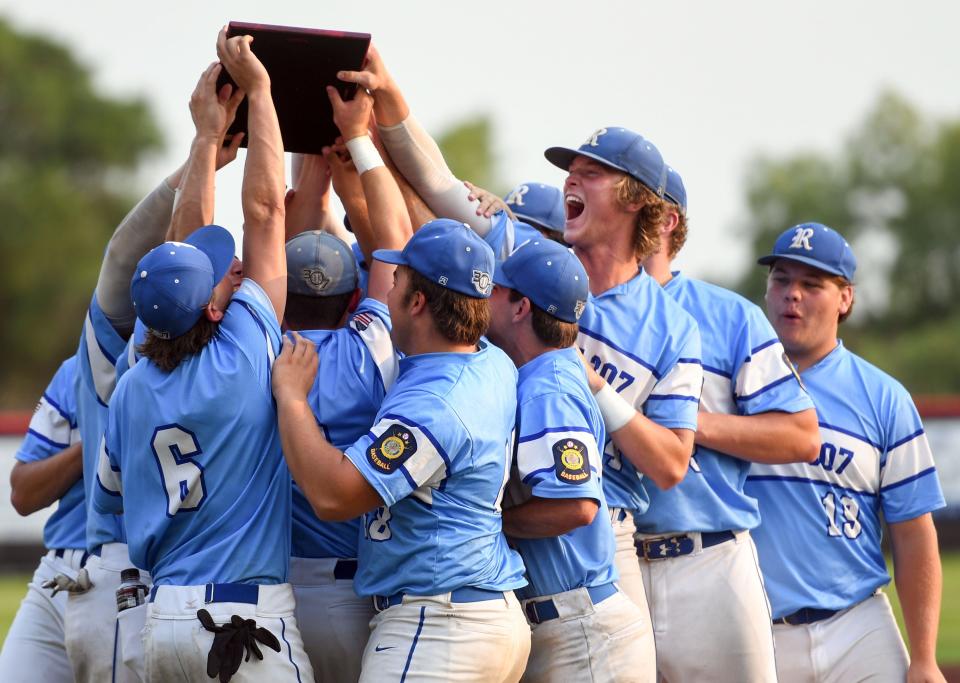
[152,425,207,517]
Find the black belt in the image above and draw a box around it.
[524,583,618,624]
[636,530,736,560]
[774,607,839,626]
[334,559,358,580]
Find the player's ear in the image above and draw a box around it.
[838,283,854,316]
[347,287,362,313]
[660,208,679,237]
[512,295,532,324]
[203,307,225,323]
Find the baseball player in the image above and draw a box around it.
[628,166,820,680]
[272,215,531,681]
[745,223,947,682]
[66,56,245,682]
[0,356,84,682]
[488,239,654,682]
[93,30,313,682]
[541,128,702,659]
[280,92,413,679]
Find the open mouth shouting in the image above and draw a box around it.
[565,194,584,221]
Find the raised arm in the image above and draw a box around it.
[216,28,286,320]
[327,86,412,302]
[94,163,186,337]
[285,153,349,242]
[338,45,494,234]
[167,62,245,242]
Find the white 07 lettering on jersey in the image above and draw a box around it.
[366,506,392,542]
[151,425,207,517]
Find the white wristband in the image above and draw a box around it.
[594,382,636,433]
[345,135,385,176]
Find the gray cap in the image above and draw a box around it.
[285,231,359,297]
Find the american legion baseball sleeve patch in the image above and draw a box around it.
[368,423,418,474]
[552,437,591,485]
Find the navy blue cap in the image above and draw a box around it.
[503,183,565,235]
[494,239,589,323]
[758,223,857,281]
[131,225,236,339]
[374,219,495,298]
[286,231,358,297]
[545,127,667,197]
[664,165,686,210]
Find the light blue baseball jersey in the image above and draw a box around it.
[350,241,369,299]
[14,356,86,550]
[509,347,617,600]
[577,269,702,514]
[745,342,945,618]
[344,341,527,597]
[292,298,398,559]
[94,279,290,586]
[483,210,541,261]
[634,273,814,533]
[74,295,126,550]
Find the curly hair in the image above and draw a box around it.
[613,176,670,261]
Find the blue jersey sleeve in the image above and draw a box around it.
[878,389,945,523]
[78,295,128,407]
[344,395,456,507]
[645,321,701,431]
[93,388,125,515]
[15,357,79,463]
[347,298,399,391]
[222,279,283,393]
[733,307,813,416]
[516,392,603,503]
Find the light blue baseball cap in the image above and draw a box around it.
[503,183,565,235]
[131,225,236,339]
[758,222,857,281]
[374,219,496,298]
[285,231,358,297]
[545,127,667,198]
[494,239,589,323]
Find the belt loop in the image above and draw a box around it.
[204,583,214,604]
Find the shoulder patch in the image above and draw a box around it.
[368,423,418,474]
[553,437,591,485]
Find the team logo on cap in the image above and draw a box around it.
[505,185,529,207]
[584,128,608,147]
[573,300,586,320]
[368,423,418,474]
[788,227,814,251]
[472,270,492,295]
[302,267,332,292]
[553,438,590,485]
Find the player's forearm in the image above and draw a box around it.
[10,442,83,516]
[241,90,286,233]
[371,74,410,127]
[95,177,178,331]
[275,396,373,521]
[358,165,412,252]
[891,515,943,667]
[612,421,693,489]
[168,135,219,242]
[377,116,492,235]
[502,496,598,539]
[696,408,820,464]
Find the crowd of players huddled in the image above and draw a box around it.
[0,28,948,683]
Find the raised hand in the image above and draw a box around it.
[215,27,270,95]
[189,62,246,170]
[326,86,374,141]
[336,43,391,93]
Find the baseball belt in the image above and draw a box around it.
[773,607,839,626]
[635,530,736,560]
[373,586,505,612]
[524,582,618,625]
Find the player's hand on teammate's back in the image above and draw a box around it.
[216,27,270,95]
[189,62,245,169]
[337,43,391,93]
[464,180,516,220]
[326,86,373,141]
[272,332,319,406]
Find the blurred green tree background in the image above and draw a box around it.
[0,19,161,407]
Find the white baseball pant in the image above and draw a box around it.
[145,582,314,682]
[0,549,86,682]
[359,590,530,682]
[772,591,908,682]
[291,556,373,683]
[521,584,655,682]
[635,529,778,683]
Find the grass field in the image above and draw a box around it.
[2,554,960,662]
